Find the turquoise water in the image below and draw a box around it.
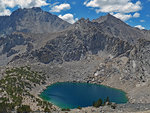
[40,82,128,109]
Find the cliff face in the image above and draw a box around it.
[31,18,133,64]
[1,12,149,66]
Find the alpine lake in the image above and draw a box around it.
[40,82,128,109]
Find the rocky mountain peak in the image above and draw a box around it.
[92,13,148,44]
[11,7,44,18]
[11,7,43,15]
[76,18,90,23]
[68,18,93,31]
[74,18,90,26]
[0,7,70,34]
[93,13,125,25]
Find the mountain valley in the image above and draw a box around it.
[0,7,150,113]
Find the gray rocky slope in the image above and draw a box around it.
[0,7,70,34]
[0,8,150,112]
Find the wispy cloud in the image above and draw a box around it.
[0,0,48,16]
[133,13,140,18]
[84,0,142,21]
[140,20,145,22]
[112,13,132,21]
[135,25,145,29]
[59,13,78,24]
[50,3,71,13]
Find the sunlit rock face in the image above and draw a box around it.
[0,7,70,34]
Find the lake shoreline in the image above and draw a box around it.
[38,81,128,109]
[31,80,150,113]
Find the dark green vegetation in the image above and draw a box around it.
[93,97,117,109]
[61,108,70,111]
[17,105,31,113]
[0,103,15,113]
[77,106,82,109]
[93,98,103,107]
[93,97,110,107]
[0,66,52,112]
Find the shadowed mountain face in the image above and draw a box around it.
[0,7,70,34]
[31,18,133,64]
[0,12,149,65]
[93,14,150,44]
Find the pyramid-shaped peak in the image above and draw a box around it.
[106,13,113,17]
[92,13,123,24]
[105,13,120,20]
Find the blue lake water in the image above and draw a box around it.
[40,82,128,109]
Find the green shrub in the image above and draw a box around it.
[44,106,51,113]
[61,108,70,111]
[0,103,15,113]
[104,96,111,105]
[77,106,82,109]
[93,98,103,108]
[17,105,32,113]
[106,97,109,102]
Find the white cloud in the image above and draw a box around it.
[135,25,145,29]
[140,20,145,22]
[84,0,142,21]
[85,0,141,13]
[112,13,132,21]
[146,14,150,17]
[0,0,48,16]
[0,8,11,16]
[84,0,90,5]
[50,3,71,13]
[59,13,78,24]
[133,12,140,18]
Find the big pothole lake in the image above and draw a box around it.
[40,82,128,109]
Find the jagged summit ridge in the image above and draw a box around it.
[0,7,71,34]
[11,7,44,17]
[92,13,124,24]
[91,13,149,44]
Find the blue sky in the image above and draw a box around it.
[0,0,149,30]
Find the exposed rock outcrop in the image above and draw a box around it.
[0,7,70,34]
